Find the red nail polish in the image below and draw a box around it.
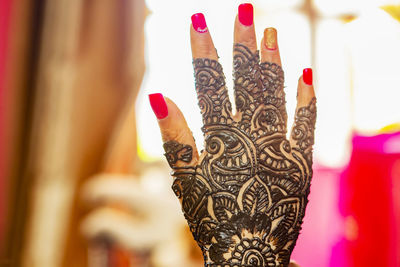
[149,93,168,119]
[303,68,313,85]
[238,3,253,26]
[191,13,208,33]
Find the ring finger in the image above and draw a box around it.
[260,27,282,66]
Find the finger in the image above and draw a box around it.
[290,68,317,161]
[234,3,257,53]
[149,93,199,168]
[191,13,232,128]
[190,13,218,60]
[260,27,282,66]
[258,26,287,132]
[289,260,301,267]
[296,68,315,107]
[233,3,261,119]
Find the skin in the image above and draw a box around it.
[156,15,315,267]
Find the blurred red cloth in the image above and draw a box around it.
[332,132,400,267]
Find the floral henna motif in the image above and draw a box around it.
[164,44,316,267]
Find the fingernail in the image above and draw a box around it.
[191,13,208,33]
[264,28,277,50]
[303,68,313,85]
[238,3,254,26]
[149,93,168,119]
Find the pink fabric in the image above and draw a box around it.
[293,132,400,267]
[292,165,343,267]
[332,132,400,267]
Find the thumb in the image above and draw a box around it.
[149,93,199,168]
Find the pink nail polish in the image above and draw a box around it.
[303,68,313,85]
[238,3,254,26]
[149,93,168,119]
[191,13,208,33]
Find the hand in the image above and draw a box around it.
[149,4,316,267]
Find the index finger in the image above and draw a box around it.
[191,13,233,129]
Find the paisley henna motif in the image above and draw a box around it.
[163,44,316,267]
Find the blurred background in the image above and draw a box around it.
[1,0,399,266]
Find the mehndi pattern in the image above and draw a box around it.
[164,44,316,267]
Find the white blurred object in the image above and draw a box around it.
[314,0,400,17]
[346,8,400,133]
[314,19,352,167]
[81,167,198,267]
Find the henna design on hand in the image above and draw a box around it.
[163,141,193,168]
[163,44,316,267]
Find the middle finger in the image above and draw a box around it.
[233,3,261,122]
